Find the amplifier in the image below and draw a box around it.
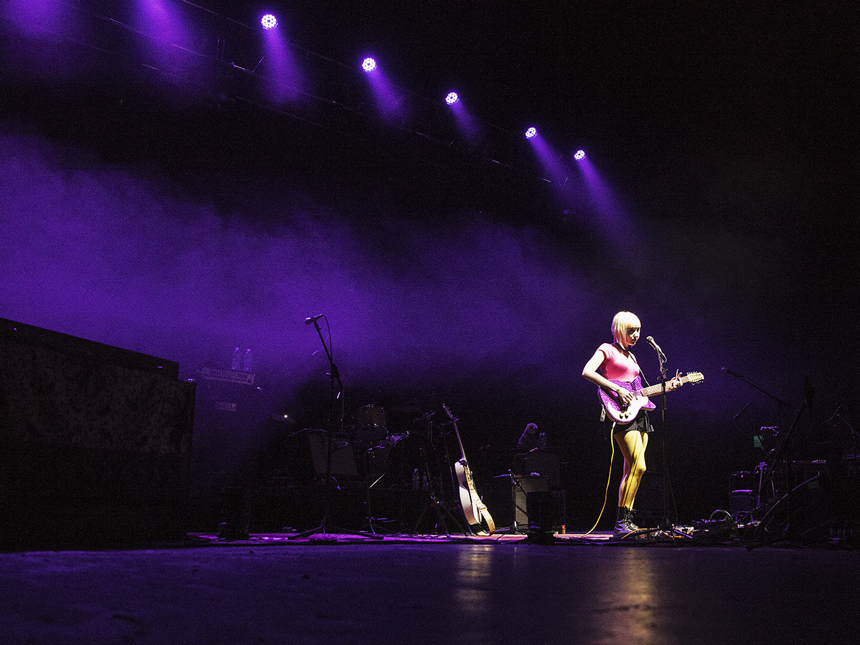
[199,366,256,386]
[489,475,566,531]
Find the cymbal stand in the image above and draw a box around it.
[360,444,393,535]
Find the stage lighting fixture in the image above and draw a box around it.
[574,149,586,160]
[261,14,277,30]
[362,57,377,72]
[525,127,537,139]
[445,92,459,105]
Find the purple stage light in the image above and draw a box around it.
[362,57,377,72]
[445,92,459,105]
[574,149,586,160]
[525,127,537,139]
[261,14,278,30]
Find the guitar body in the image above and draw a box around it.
[598,372,704,425]
[599,375,656,424]
[455,459,481,526]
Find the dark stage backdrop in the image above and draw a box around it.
[0,1,856,526]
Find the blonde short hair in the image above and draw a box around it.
[611,311,641,344]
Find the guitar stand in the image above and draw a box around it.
[412,490,472,536]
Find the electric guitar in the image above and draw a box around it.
[599,372,704,424]
[443,403,495,534]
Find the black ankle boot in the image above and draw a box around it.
[614,508,641,536]
[625,508,640,532]
[614,508,632,535]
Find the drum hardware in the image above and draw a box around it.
[355,428,445,535]
[353,404,387,427]
[351,404,388,439]
[353,404,473,535]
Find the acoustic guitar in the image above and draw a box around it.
[598,371,704,424]
[442,403,495,534]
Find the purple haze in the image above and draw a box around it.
[0,126,849,442]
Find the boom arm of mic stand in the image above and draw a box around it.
[311,319,344,392]
[722,368,793,410]
[310,318,345,437]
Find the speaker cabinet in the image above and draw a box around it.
[516,452,561,489]
[0,318,196,548]
[187,376,266,532]
[489,475,567,530]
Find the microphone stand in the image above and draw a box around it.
[722,368,793,431]
[654,347,676,531]
[510,471,527,534]
[290,316,350,540]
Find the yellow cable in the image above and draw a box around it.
[584,423,616,535]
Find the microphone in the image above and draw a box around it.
[645,336,666,360]
[304,314,324,325]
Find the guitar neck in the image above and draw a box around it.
[637,374,695,397]
[443,404,468,462]
[453,420,467,462]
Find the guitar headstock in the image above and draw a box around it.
[442,402,455,420]
[685,371,704,384]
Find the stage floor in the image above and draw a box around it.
[1,530,859,644]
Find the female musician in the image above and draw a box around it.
[582,311,681,535]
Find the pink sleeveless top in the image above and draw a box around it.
[597,343,640,382]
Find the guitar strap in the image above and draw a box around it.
[631,352,651,389]
[476,498,495,534]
